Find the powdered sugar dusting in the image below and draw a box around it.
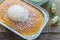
[16,13,37,31]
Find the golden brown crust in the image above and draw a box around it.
[0,0,44,36]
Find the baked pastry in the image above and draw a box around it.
[0,0,44,36]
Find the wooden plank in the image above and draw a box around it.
[43,0,60,33]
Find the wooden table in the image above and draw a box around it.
[39,0,60,40]
[0,0,60,40]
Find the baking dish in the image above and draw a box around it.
[0,0,49,40]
